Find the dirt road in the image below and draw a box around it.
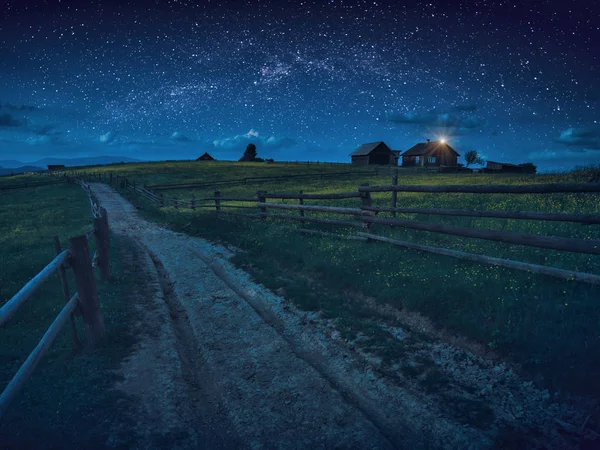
[91,183,596,449]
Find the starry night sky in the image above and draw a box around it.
[0,0,598,171]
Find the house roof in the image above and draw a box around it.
[350,141,389,156]
[402,141,460,157]
[196,152,214,160]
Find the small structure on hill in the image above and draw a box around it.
[350,141,399,165]
[47,164,65,171]
[484,161,536,174]
[402,139,459,167]
[196,152,215,161]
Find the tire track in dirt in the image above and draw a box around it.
[106,237,240,449]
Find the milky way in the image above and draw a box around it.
[0,0,598,170]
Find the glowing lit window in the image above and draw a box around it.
[428,156,436,163]
[415,156,420,163]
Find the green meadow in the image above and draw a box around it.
[0,174,143,448]
[68,161,600,399]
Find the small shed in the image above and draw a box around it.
[47,164,65,171]
[196,152,215,161]
[350,141,399,165]
[485,161,523,173]
[402,140,459,167]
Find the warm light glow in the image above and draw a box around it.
[440,138,446,144]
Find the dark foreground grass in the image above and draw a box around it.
[109,163,600,401]
[0,176,144,449]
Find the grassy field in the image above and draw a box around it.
[0,174,144,449]
[68,161,600,399]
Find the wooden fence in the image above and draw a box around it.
[0,177,109,419]
[112,173,600,286]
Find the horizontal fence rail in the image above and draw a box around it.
[0,177,110,420]
[86,170,600,285]
[0,251,70,327]
[264,192,362,200]
[0,293,80,418]
[359,183,600,194]
[258,202,375,216]
[362,206,600,225]
[0,181,65,191]
[356,233,600,285]
[361,215,600,255]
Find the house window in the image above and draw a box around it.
[415,156,420,164]
[428,156,436,163]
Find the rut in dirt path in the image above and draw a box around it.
[91,182,596,450]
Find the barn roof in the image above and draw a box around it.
[350,141,391,156]
[196,152,214,161]
[402,140,459,157]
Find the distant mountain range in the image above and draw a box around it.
[0,155,141,175]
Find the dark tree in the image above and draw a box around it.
[521,162,537,174]
[244,143,257,160]
[464,149,484,167]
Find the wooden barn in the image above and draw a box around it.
[350,142,400,165]
[196,152,215,161]
[401,139,459,167]
[485,161,523,173]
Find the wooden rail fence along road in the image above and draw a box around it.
[0,177,110,419]
[101,171,600,286]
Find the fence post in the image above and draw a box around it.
[299,190,305,225]
[391,175,398,217]
[191,194,195,210]
[94,208,110,281]
[109,173,113,185]
[68,235,104,344]
[53,236,82,349]
[214,191,221,213]
[359,183,373,230]
[257,190,267,219]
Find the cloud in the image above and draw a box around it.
[555,126,600,150]
[528,149,600,163]
[387,109,486,136]
[25,135,52,145]
[170,131,192,142]
[0,113,24,127]
[0,101,39,112]
[212,129,296,151]
[33,124,61,136]
[99,131,118,144]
